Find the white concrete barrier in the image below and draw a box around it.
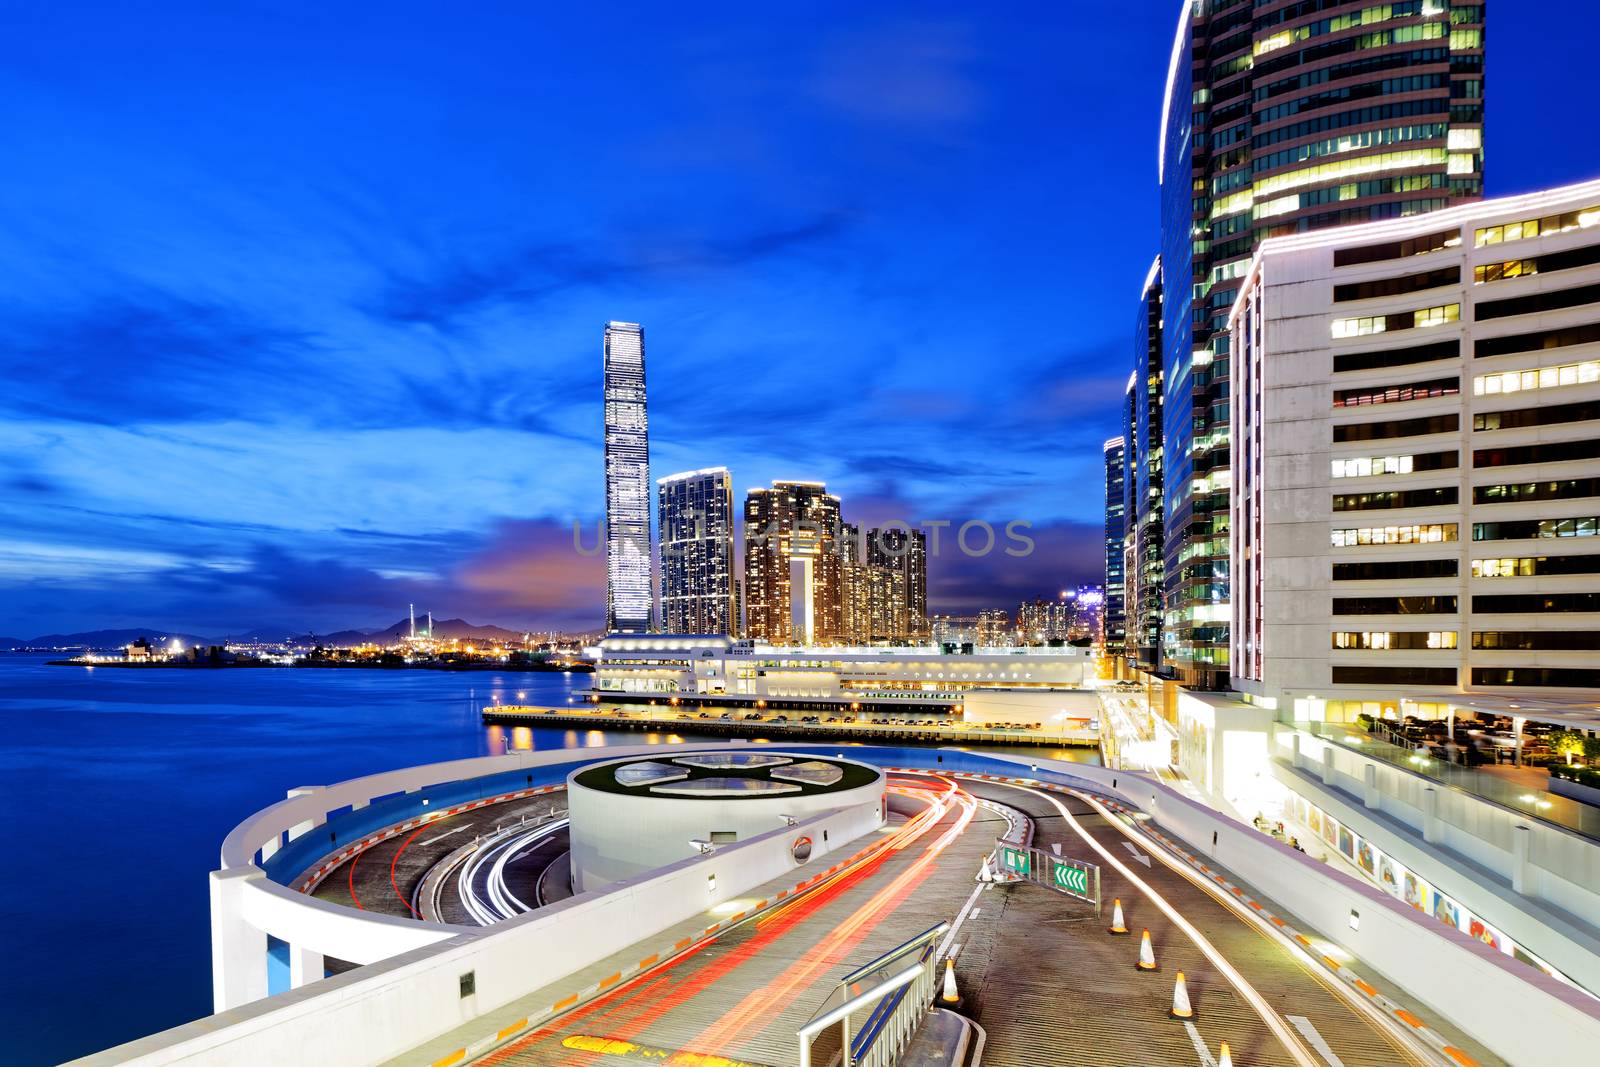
[71,797,882,1067]
[970,751,1600,1067]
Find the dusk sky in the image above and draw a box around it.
[2,3,1594,637]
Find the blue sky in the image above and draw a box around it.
[1,3,1594,636]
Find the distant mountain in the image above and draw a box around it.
[365,617,529,642]
[2,617,542,651]
[3,628,218,650]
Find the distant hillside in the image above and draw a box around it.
[4,616,544,651]
[4,628,218,650]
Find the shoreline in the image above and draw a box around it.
[45,659,592,673]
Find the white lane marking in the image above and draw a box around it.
[1287,1015,1348,1067]
[1122,840,1152,867]
[938,878,987,957]
[1183,1021,1219,1067]
[998,783,1320,1067]
[419,825,470,847]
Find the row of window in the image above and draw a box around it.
[1332,523,1457,547]
[1334,338,1458,374]
[1474,438,1600,469]
[1332,631,1456,650]
[1472,667,1600,688]
[1472,516,1600,541]
[1333,665,1458,685]
[1474,203,1600,247]
[1255,122,1450,176]
[1333,559,1457,581]
[1255,73,1448,126]
[1335,412,1458,443]
[1474,478,1600,506]
[1471,554,1600,578]
[1331,451,1457,479]
[1334,376,1458,407]
[1332,303,1458,338]
[1332,595,1458,616]
[1472,631,1600,651]
[1254,1,1432,57]
[1254,148,1451,203]
[1333,227,1457,268]
[1252,46,1450,104]
[1474,241,1600,285]
[1332,486,1458,512]
[1474,593,1600,613]
[1252,98,1449,151]
[1333,266,1459,304]
[1475,320,1600,360]
[1474,399,1600,432]
[1476,281,1600,323]
[1253,19,1447,80]
[1473,358,1600,397]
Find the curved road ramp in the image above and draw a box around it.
[65,744,1600,1067]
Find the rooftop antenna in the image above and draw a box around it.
[409,603,416,640]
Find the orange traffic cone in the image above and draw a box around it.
[1217,1041,1233,1066]
[1109,898,1128,934]
[1170,971,1194,1018]
[1136,929,1157,971]
[941,958,959,1003]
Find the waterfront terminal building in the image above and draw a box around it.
[587,634,1096,726]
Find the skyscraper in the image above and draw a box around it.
[1128,258,1165,671]
[658,468,738,636]
[603,321,652,633]
[1103,436,1127,660]
[743,481,845,645]
[1156,0,1485,687]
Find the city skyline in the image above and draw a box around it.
[3,4,1596,639]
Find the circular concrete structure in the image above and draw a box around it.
[566,751,885,891]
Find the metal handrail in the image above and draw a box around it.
[797,921,949,1067]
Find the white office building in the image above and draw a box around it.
[1230,178,1600,720]
[603,321,653,633]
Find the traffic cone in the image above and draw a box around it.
[1217,1042,1233,1067]
[1136,929,1157,971]
[978,857,993,883]
[1169,971,1194,1019]
[1109,898,1129,934]
[941,958,959,1003]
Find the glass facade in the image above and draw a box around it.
[1103,436,1127,659]
[658,468,738,636]
[1128,260,1165,671]
[1155,0,1484,687]
[603,321,653,633]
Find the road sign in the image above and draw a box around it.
[994,838,1098,906]
[998,845,1031,877]
[1049,857,1090,897]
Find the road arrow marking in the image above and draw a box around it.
[1122,841,1152,867]
[420,825,471,847]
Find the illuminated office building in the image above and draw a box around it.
[1104,436,1127,659]
[658,468,737,636]
[1157,0,1485,687]
[743,481,845,645]
[603,321,652,633]
[1231,180,1600,711]
[1125,258,1166,671]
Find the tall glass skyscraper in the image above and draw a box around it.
[658,468,737,635]
[603,321,653,633]
[1103,436,1127,660]
[1127,257,1165,672]
[1156,0,1485,687]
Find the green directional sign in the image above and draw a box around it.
[999,845,1031,877]
[1049,858,1089,896]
